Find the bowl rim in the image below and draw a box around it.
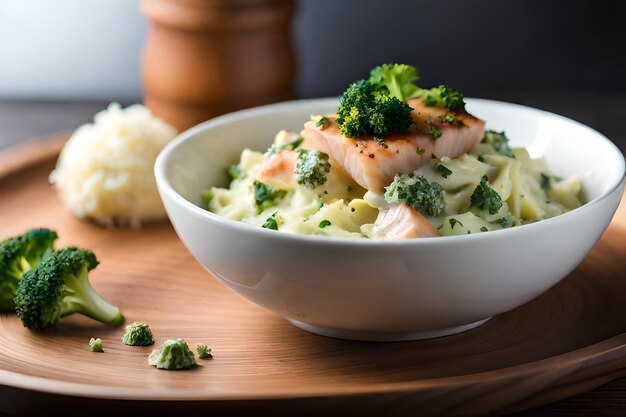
[155,97,626,247]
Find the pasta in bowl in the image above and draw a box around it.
[155,97,625,341]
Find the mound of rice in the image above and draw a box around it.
[49,103,177,228]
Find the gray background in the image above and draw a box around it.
[0,0,624,101]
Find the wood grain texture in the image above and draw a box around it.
[0,137,625,416]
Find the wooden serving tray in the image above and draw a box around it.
[0,136,625,416]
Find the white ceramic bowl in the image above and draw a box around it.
[155,98,625,341]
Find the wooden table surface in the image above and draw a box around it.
[0,96,625,416]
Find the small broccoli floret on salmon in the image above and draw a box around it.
[336,79,413,138]
[384,174,445,217]
[413,85,466,111]
[295,149,331,188]
[0,228,58,312]
[14,247,124,329]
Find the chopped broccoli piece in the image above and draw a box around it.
[368,63,421,102]
[197,343,213,359]
[201,190,213,205]
[480,226,489,232]
[414,85,466,111]
[540,173,552,191]
[318,219,331,229]
[374,136,389,149]
[89,337,103,352]
[228,164,245,181]
[384,174,444,216]
[438,113,455,124]
[0,228,58,312]
[262,212,279,230]
[122,322,154,346]
[482,130,514,157]
[148,339,196,370]
[267,136,304,156]
[253,181,286,213]
[311,115,330,129]
[495,217,510,228]
[295,149,331,188]
[14,247,124,329]
[471,177,503,215]
[437,164,452,178]
[449,218,463,229]
[336,79,413,138]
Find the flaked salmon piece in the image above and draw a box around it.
[259,150,298,189]
[375,204,440,239]
[302,99,485,193]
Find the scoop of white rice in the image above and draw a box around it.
[49,103,177,228]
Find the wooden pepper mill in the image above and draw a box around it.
[141,0,296,131]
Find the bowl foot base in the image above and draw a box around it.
[288,317,491,342]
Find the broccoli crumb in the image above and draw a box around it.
[122,322,154,346]
[201,190,213,205]
[480,226,488,232]
[267,136,304,155]
[228,164,245,180]
[436,164,452,178]
[253,181,286,213]
[89,337,103,352]
[438,113,455,124]
[540,173,552,191]
[449,218,463,229]
[148,339,196,371]
[262,212,279,230]
[318,220,331,229]
[197,344,213,359]
[312,115,330,129]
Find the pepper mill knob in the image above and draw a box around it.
[141,0,296,131]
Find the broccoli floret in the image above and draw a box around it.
[384,174,444,216]
[253,181,286,213]
[482,130,514,157]
[0,228,57,312]
[14,247,124,329]
[122,322,154,346]
[336,80,413,138]
[414,85,466,111]
[89,337,103,352]
[368,63,421,101]
[148,339,196,370]
[197,343,213,359]
[295,149,331,188]
[471,177,503,215]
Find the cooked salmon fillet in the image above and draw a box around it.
[302,99,485,193]
[374,204,440,239]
